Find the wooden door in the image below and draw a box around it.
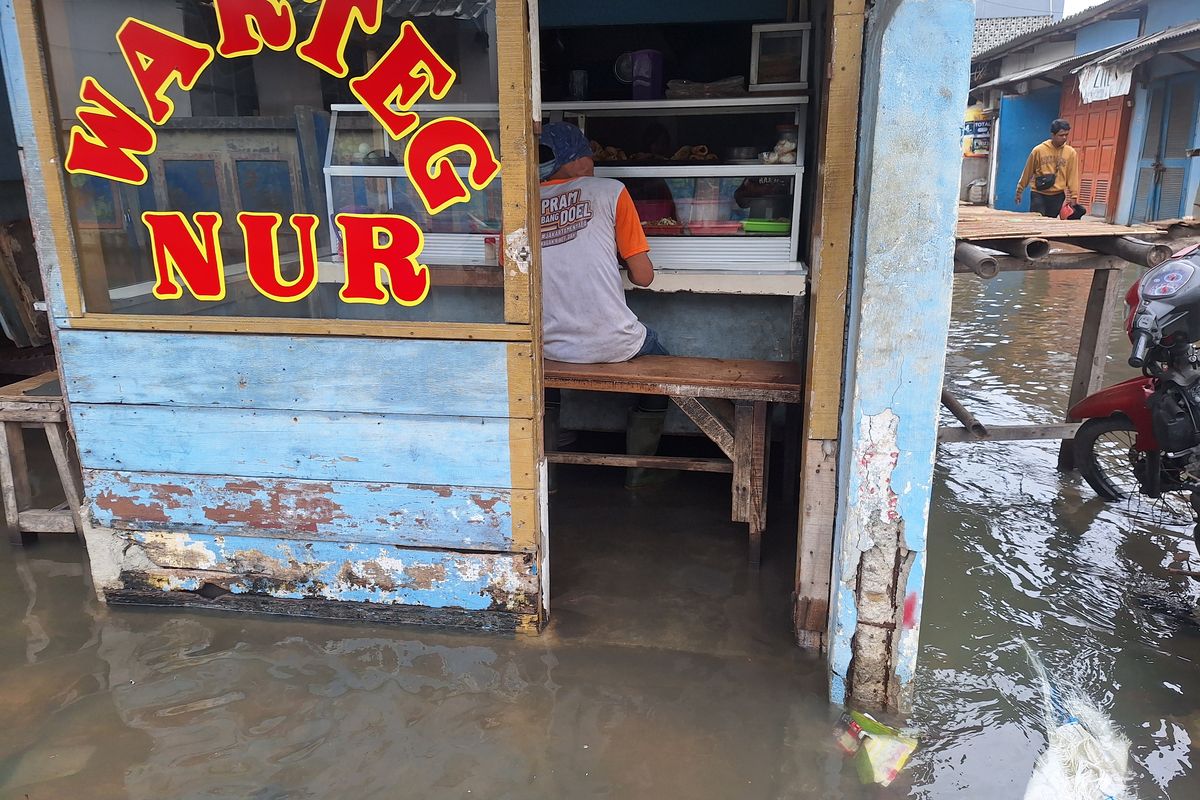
[1060,76,1131,222]
[1131,73,1200,223]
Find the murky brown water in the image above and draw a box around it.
[915,267,1200,798]
[2,266,1199,798]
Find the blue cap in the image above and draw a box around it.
[539,122,592,180]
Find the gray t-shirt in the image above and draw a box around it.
[539,176,650,363]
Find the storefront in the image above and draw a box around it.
[3,0,975,710]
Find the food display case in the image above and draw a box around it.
[324,97,808,275]
[548,97,807,273]
[324,105,503,266]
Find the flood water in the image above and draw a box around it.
[1,267,1198,798]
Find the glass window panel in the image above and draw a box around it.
[42,0,503,322]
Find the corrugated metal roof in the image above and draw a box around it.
[1079,19,1200,70]
[971,46,1118,92]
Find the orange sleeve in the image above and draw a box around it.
[614,188,650,260]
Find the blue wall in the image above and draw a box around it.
[539,0,787,27]
[1146,0,1195,34]
[994,86,1063,211]
[1074,18,1140,54]
[830,0,974,709]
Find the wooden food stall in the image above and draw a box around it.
[9,0,825,635]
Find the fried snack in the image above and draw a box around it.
[692,144,709,156]
[589,139,602,154]
[672,145,692,160]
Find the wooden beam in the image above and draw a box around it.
[44,422,84,539]
[671,395,735,460]
[954,253,1125,273]
[794,0,866,649]
[1058,267,1121,469]
[795,438,836,650]
[803,2,864,440]
[12,0,86,319]
[17,509,76,534]
[546,451,733,474]
[497,0,540,327]
[65,314,532,341]
[939,422,1082,443]
[495,0,546,630]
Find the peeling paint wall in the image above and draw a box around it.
[829,0,974,710]
[1,3,543,631]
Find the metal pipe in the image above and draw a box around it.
[941,388,989,439]
[953,241,999,279]
[1070,236,1174,268]
[975,237,1050,261]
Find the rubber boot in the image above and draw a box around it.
[544,403,560,494]
[624,408,674,489]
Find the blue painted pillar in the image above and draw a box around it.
[828,0,973,711]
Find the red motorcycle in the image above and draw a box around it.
[1070,245,1200,520]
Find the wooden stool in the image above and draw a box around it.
[0,372,84,545]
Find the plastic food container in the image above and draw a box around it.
[675,198,727,224]
[688,221,743,236]
[747,195,792,219]
[642,222,684,236]
[634,199,676,223]
[743,219,791,234]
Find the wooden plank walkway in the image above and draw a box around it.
[956,205,1159,241]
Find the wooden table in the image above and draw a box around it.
[544,356,803,566]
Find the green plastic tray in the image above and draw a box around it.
[742,219,791,234]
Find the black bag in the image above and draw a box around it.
[1034,174,1056,192]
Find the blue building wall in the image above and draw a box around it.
[1073,18,1140,54]
[994,86,1063,211]
[1145,0,1195,34]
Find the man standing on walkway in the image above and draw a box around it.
[1015,119,1080,217]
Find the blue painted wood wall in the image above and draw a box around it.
[57,330,540,628]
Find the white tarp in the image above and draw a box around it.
[1077,64,1133,104]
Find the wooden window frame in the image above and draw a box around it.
[15,0,541,344]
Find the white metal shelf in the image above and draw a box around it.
[545,96,809,117]
[328,164,801,178]
[326,164,474,177]
[332,95,809,117]
[595,165,803,178]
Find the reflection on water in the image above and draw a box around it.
[914,269,1200,798]
[1,268,1198,797]
[0,539,871,799]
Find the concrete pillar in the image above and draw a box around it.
[828,0,974,711]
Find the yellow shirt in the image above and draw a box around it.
[1018,140,1080,196]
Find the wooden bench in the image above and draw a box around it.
[544,356,803,566]
[0,372,84,545]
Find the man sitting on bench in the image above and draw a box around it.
[538,122,669,489]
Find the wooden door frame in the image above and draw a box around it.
[793,0,867,650]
